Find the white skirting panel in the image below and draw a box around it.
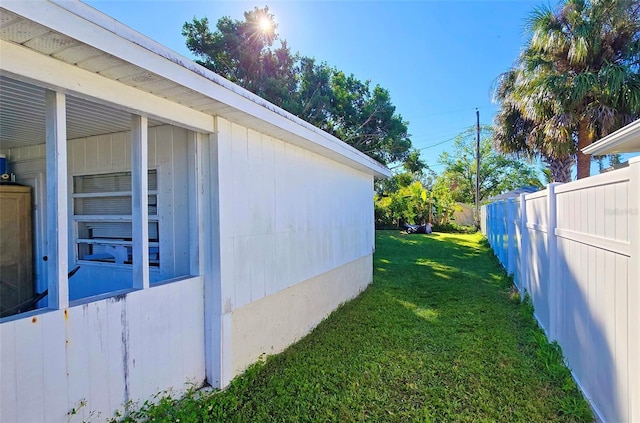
[0,276,205,423]
[231,254,373,377]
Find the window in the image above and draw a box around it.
[72,171,159,267]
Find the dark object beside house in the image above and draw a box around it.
[404,224,432,234]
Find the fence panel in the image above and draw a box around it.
[523,190,552,333]
[482,157,640,423]
[510,198,522,290]
[554,169,632,423]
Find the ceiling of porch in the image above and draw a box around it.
[0,6,218,150]
[0,76,166,149]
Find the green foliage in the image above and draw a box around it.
[428,178,458,225]
[431,222,477,234]
[182,9,411,165]
[375,179,430,227]
[402,149,427,174]
[374,166,457,227]
[112,232,592,422]
[494,0,640,179]
[435,126,542,204]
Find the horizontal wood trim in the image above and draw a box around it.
[2,2,389,177]
[76,238,160,247]
[72,215,158,221]
[72,190,158,198]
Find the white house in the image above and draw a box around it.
[0,2,390,421]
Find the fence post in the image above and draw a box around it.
[507,198,515,277]
[490,202,496,253]
[487,203,495,252]
[547,183,560,343]
[499,201,505,265]
[519,193,528,300]
[628,156,640,422]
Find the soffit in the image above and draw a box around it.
[0,7,221,150]
[0,76,165,149]
[582,119,640,155]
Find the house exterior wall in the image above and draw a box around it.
[1,4,387,417]
[0,275,205,423]
[231,255,372,375]
[214,117,375,378]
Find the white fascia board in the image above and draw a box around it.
[0,40,215,134]
[582,119,640,155]
[5,0,390,178]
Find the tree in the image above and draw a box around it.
[494,0,640,180]
[402,149,428,175]
[375,175,441,227]
[182,8,298,109]
[374,153,455,228]
[182,9,412,165]
[494,69,576,183]
[436,126,543,204]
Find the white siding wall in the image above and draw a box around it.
[481,157,640,423]
[6,125,193,299]
[220,119,374,311]
[0,276,205,423]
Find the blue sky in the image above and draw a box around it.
[86,0,545,172]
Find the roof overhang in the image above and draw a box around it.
[0,1,390,178]
[582,119,640,156]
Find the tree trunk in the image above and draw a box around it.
[546,156,574,183]
[576,119,594,179]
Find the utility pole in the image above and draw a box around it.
[475,108,480,229]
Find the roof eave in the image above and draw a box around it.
[3,0,391,178]
[582,119,640,156]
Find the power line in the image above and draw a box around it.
[419,106,480,118]
[415,135,458,151]
[410,123,483,150]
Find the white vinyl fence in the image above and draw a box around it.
[481,156,640,423]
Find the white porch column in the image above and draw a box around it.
[45,90,68,309]
[131,114,149,289]
[188,132,206,276]
[204,118,234,388]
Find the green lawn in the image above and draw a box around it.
[118,231,592,422]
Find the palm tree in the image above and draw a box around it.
[494,69,575,182]
[495,0,640,179]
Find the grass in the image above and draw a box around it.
[113,231,592,422]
